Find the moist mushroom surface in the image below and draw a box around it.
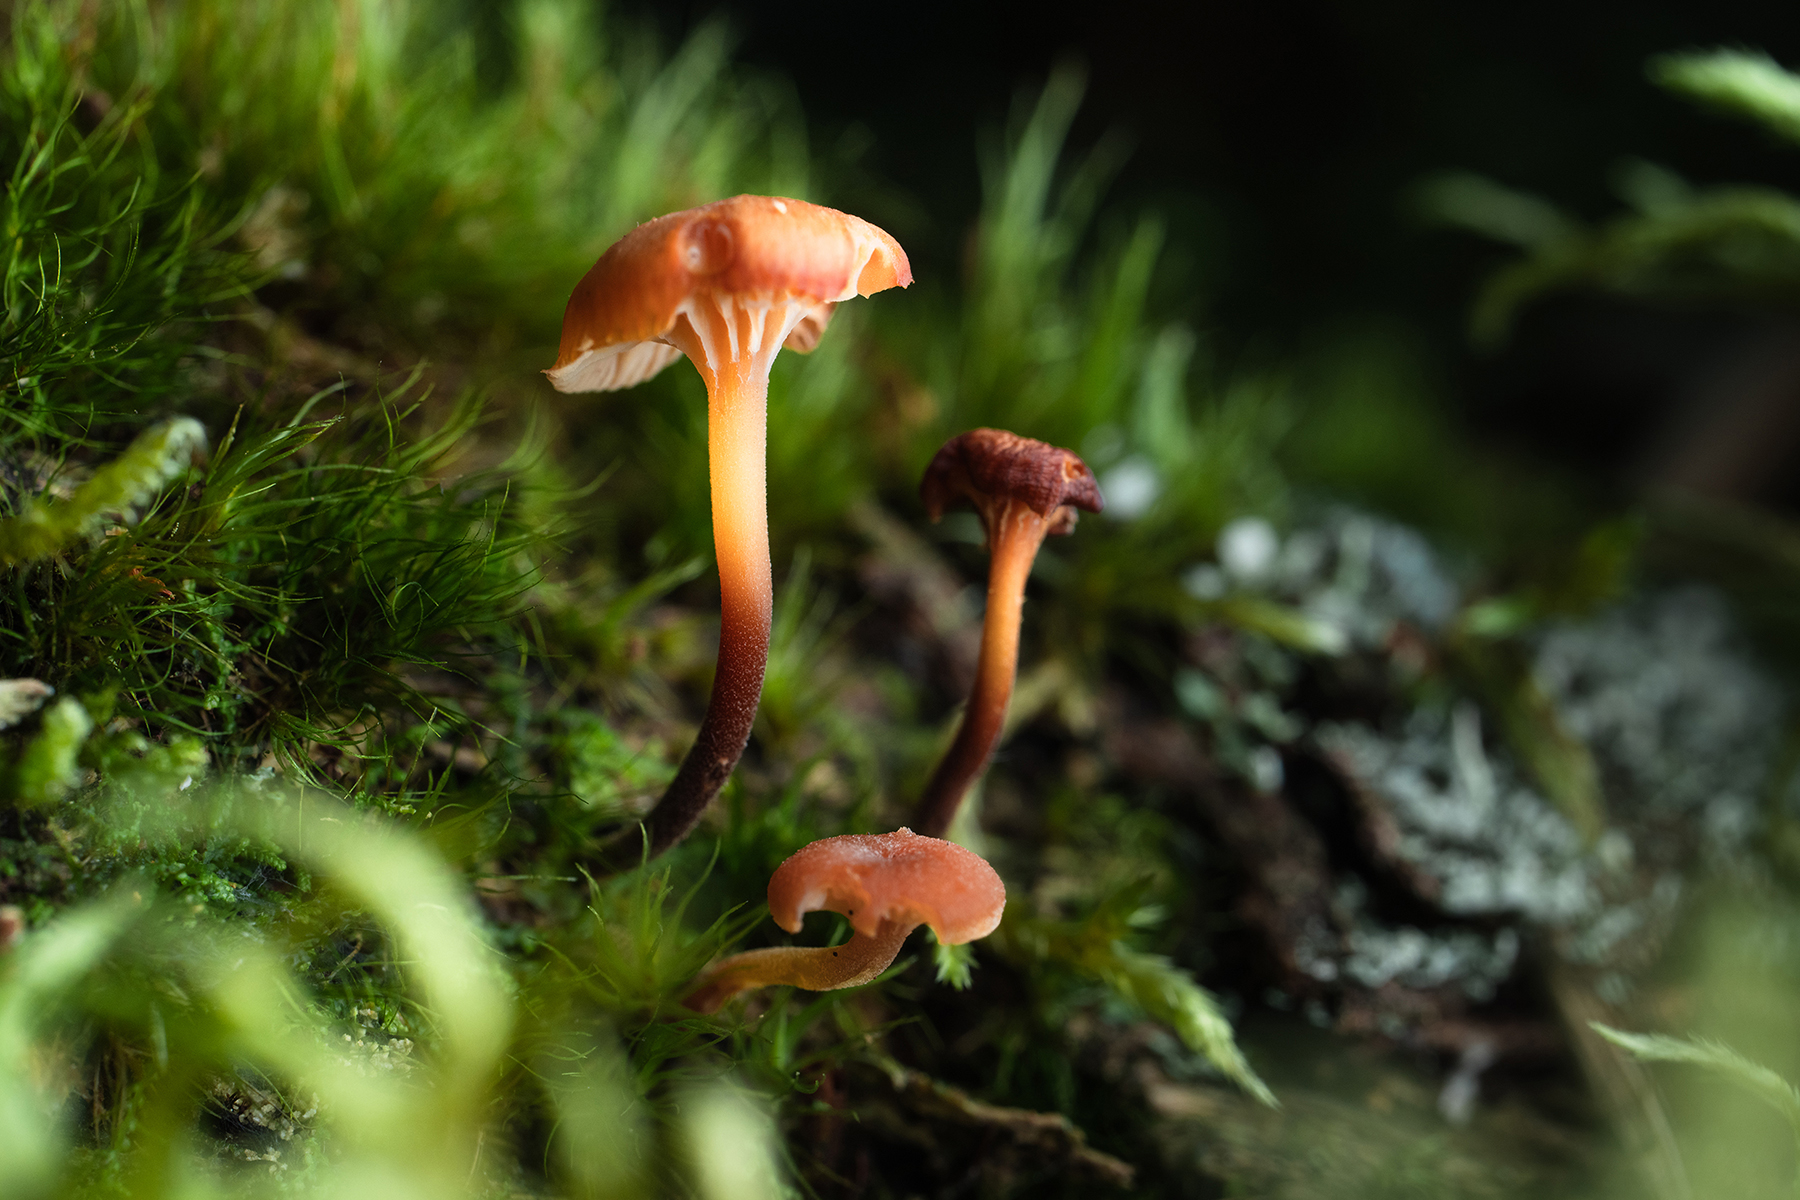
[684,828,1005,1013]
[547,196,910,862]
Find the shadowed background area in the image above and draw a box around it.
[625,0,1800,510]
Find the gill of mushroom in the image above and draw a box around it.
[684,828,1005,1013]
[911,429,1103,838]
[546,196,910,864]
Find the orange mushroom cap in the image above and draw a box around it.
[767,828,1005,944]
[921,428,1104,534]
[546,194,911,393]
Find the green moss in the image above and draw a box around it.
[9,694,92,806]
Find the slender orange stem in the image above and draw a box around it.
[913,502,1052,837]
[684,919,914,1013]
[638,307,778,859]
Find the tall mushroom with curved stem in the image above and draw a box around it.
[684,828,1005,1013]
[912,429,1103,838]
[547,196,910,863]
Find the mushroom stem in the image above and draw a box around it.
[636,304,796,859]
[913,501,1052,837]
[684,918,913,1014]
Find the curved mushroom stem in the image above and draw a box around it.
[684,918,914,1013]
[620,298,808,863]
[913,501,1054,837]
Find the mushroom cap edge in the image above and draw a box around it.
[766,828,1005,944]
[546,195,910,394]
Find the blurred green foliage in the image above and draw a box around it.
[1425,48,1800,344]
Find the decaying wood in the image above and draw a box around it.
[864,1056,1136,1189]
[1102,700,1343,992]
[1106,698,1571,1062]
[1322,743,1449,905]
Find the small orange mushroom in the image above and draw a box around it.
[912,429,1103,837]
[547,196,910,861]
[684,828,1005,1013]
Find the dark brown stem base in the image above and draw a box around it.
[913,697,1006,839]
[590,611,769,874]
[644,636,767,858]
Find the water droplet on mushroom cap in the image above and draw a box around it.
[681,219,734,276]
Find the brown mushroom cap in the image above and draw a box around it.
[546,195,911,393]
[767,828,1005,944]
[920,428,1104,529]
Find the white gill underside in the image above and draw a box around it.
[544,293,816,394]
[544,340,682,393]
[673,293,813,378]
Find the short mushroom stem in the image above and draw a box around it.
[913,502,1051,837]
[683,918,913,1014]
[641,311,778,859]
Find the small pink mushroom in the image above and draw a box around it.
[685,829,1005,1013]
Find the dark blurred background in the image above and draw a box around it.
[603,0,1800,513]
